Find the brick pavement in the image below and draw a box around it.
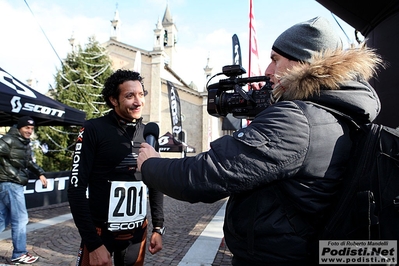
[0,196,233,265]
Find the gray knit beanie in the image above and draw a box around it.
[272,16,342,63]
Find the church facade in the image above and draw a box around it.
[102,5,227,156]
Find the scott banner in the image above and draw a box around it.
[167,81,183,140]
[25,171,70,209]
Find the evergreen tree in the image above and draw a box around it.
[35,36,113,171]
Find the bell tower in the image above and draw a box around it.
[110,5,121,41]
[160,4,177,67]
[153,18,164,51]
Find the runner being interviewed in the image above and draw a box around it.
[68,69,164,266]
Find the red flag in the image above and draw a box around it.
[247,0,262,127]
[248,0,262,78]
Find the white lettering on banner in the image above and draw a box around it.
[21,102,65,117]
[172,125,182,135]
[0,69,36,98]
[107,181,147,231]
[168,85,182,135]
[170,89,179,124]
[234,44,240,65]
[24,176,70,194]
[71,132,84,187]
[10,96,66,117]
[158,136,169,145]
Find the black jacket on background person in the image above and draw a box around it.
[139,47,381,265]
[0,126,45,185]
[67,110,164,253]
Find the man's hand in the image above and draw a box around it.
[89,245,112,266]
[148,232,163,254]
[250,82,265,90]
[39,175,47,188]
[138,143,161,171]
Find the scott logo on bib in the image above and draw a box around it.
[107,181,147,231]
[108,220,145,231]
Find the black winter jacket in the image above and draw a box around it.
[140,47,382,265]
[0,126,45,185]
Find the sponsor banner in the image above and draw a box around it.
[24,171,70,209]
[167,81,182,140]
[319,240,397,264]
[158,131,195,153]
[232,34,242,67]
[223,34,243,131]
[0,67,85,126]
[10,95,65,117]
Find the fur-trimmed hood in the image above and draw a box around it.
[272,45,384,123]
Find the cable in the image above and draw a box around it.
[23,0,100,110]
[24,0,64,66]
[330,12,351,44]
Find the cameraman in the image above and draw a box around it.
[137,17,383,265]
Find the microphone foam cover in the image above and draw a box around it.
[143,122,160,139]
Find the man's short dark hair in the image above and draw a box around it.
[102,69,147,108]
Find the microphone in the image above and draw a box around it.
[143,122,160,148]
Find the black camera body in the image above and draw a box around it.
[207,65,273,120]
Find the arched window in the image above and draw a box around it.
[164,30,168,46]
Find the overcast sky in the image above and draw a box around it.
[0,0,357,94]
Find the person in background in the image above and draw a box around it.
[0,116,47,264]
[137,17,383,265]
[68,69,164,266]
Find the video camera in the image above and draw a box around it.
[206,65,273,120]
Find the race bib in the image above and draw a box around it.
[107,181,147,231]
